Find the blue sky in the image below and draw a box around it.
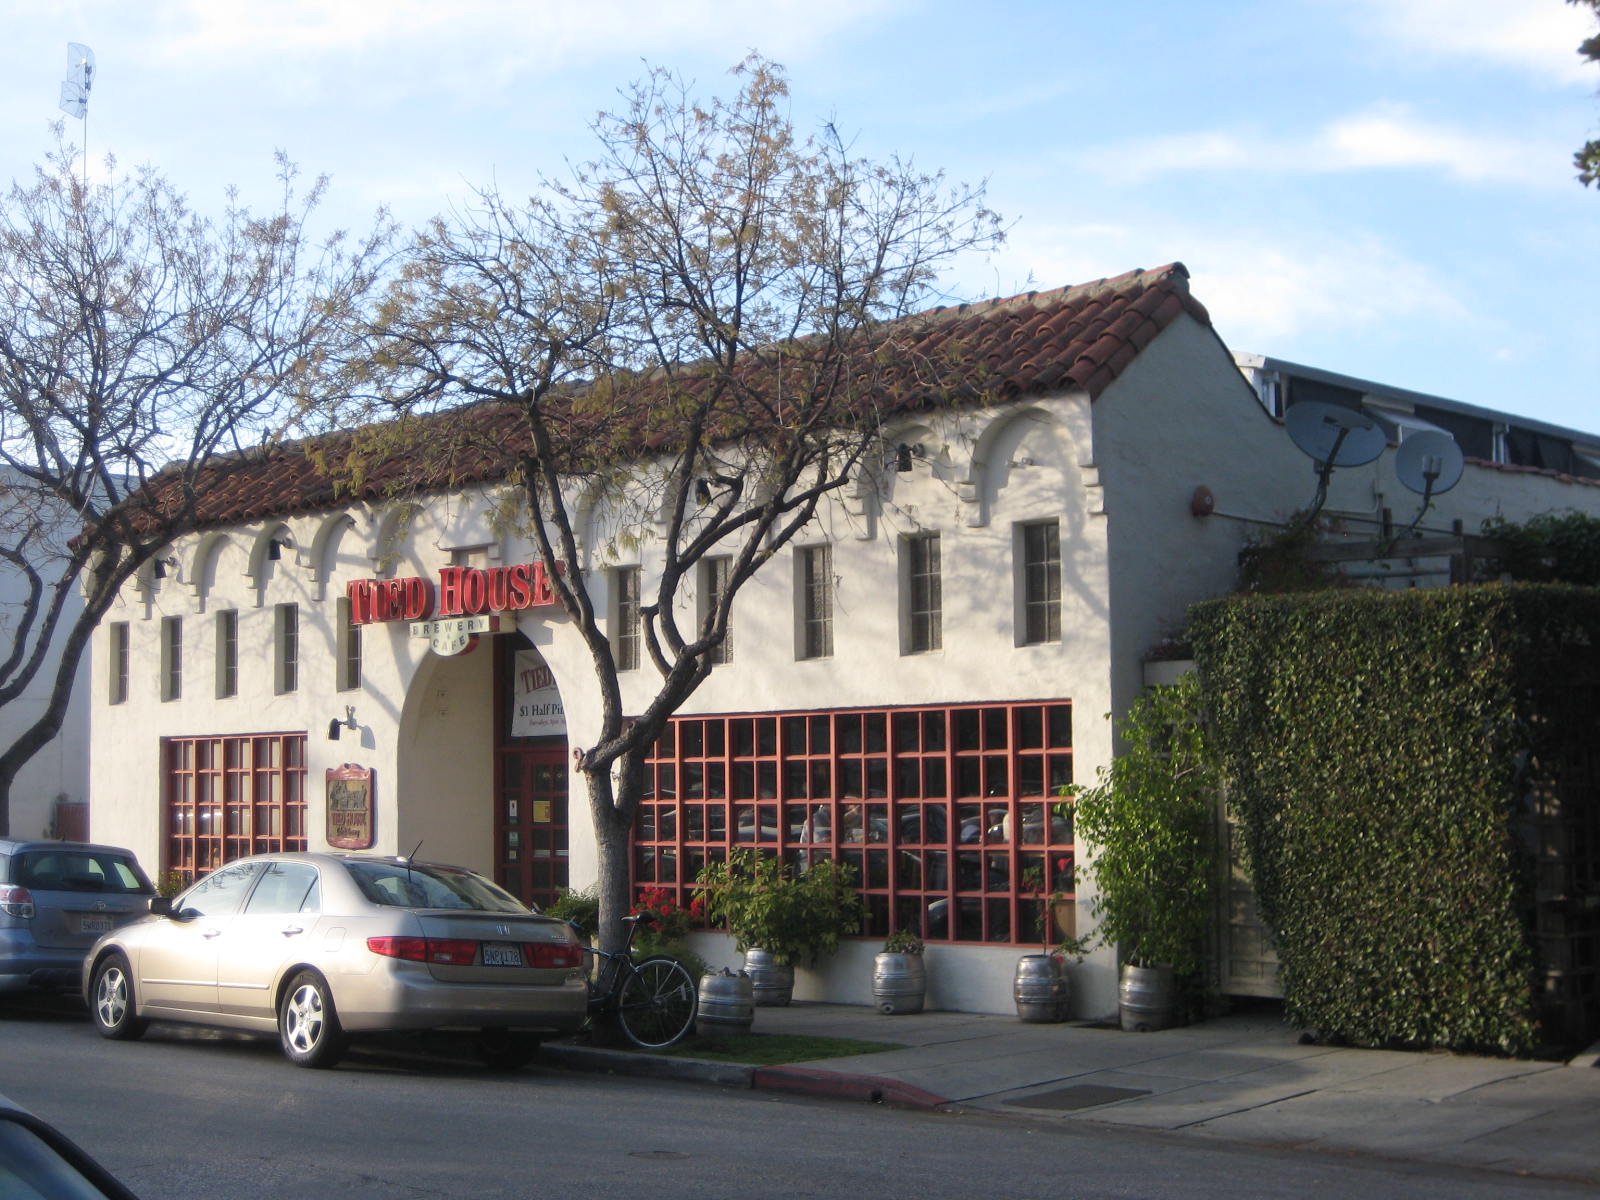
[4,0,1597,436]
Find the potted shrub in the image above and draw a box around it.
[873,930,926,1014]
[629,886,710,981]
[695,848,863,1005]
[1072,672,1218,1030]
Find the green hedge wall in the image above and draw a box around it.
[1189,584,1600,1055]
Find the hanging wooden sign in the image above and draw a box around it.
[326,764,375,850]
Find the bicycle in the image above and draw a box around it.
[577,911,698,1049]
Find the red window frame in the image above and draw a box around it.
[633,701,1074,945]
[162,733,308,884]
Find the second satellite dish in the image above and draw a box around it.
[1285,401,1386,467]
[1394,430,1464,496]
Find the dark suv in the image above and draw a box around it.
[1,839,155,993]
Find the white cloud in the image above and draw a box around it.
[1084,106,1562,187]
[1343,0,1596,86]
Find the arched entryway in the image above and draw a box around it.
[494,637,569,909]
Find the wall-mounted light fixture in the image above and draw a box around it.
[328,705,358,741]
[267,535,293,561]
[894,443,926,473]
[152,555,177,580]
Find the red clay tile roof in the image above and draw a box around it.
[161,263,1208,531]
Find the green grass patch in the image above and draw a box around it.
[654,1033,904,1065]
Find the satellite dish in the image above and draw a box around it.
[1285,401,1386,467]
[1394,430,1464,496]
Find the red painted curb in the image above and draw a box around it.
[751,1066,951,1110]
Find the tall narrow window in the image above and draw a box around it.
[108,622,129,705]
[336,596,361,692]
[799,545,833,660]
[700,555,732,665]
[614,566,641,672]
[216,609,238,699]
[275,603,299,694]
[905,534,942,653]
[160,616,182,702]
[1020,520,1062,645]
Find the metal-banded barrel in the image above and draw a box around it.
[1013,954,1069,1023]
[744,948,795,1006]
[872,952,926,1014]
[696,969,754,1038]
[1118,964,1177,1032]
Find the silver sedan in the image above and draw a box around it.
[81,852,587,1069]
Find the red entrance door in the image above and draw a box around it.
[495,743,570,909]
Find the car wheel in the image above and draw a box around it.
[278,970,346,1069]
[475,1027,539,1071]
[89,953,148,1041]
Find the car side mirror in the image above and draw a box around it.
[148,896,172,917]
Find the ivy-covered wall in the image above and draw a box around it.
[1189,584,1600,1054]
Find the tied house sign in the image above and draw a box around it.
[346,563,561,657]
[326,764,375,850]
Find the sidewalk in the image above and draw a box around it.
[544,1002,1600,1185]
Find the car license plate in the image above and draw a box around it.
[78,914,113,934]
[481,942,522,967]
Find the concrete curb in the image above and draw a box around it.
[751,1065,951,1110]
[540,1042,755,1089]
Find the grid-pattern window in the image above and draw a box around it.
[275,603,298,694]
[1021,520,1062,645]
[906,534,942,653]
[614,566,641,671]
[798,545,833,660]
[160,616,182,702]
[108,622,129,705]
[700,555,732,666]
[216,610,238,699]
[336,596,361,692]
[635,701,1074,945]
[162,733,308,883]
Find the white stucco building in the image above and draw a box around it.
[85,265,1600,1017]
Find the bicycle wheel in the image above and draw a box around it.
[616,956,698,1049]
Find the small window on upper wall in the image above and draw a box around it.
[904,533,942,654]
[160,616,182,701]
[108,622,129,705]
[700,555,732,665]
[798,544,833,660]
[216,609,238,699]
[336,596,361,692]
[1018,520,1061,645]
[275,603,298,694]
[614,566,641,672]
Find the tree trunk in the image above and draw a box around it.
[584,761,637,956]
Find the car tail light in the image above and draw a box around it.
[366,936,481,964]
[0,886,34,919]
[523,942,584,969]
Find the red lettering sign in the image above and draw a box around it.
[349,564,560,625]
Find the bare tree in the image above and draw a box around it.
[0,133,393,836]
[338,57,1003,949]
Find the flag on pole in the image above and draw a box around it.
[59,43,95,119]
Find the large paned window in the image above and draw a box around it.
[108,622,129,705]
[614,566,641,672]
[216,609,238,699]
[700,555,732,666]
[162,733,308,883]
[1020,520,1062,645]
[160,616,182,701]
[634,701,1075,945]
[905,533,942,653]
[798,545,833,660]
[274,603,298,694]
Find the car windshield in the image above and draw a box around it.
[13,851,150,895]
[343,861,530,913]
